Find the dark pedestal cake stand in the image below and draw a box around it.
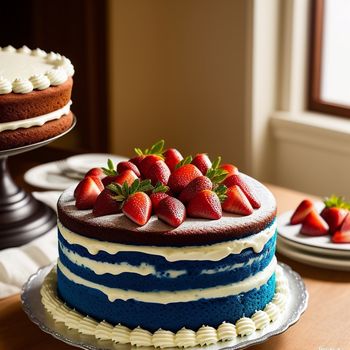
[0,116,76,249]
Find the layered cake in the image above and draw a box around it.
[0,45,74,150]
[42,141,289,347]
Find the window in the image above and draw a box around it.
[309,0,350,118]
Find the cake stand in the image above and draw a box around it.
[0,116,76,249]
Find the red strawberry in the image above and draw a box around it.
[332,213,350,243]
[148,160,171,185]
[219,164,239,177]
[117,161,141,177]
[85,167,104,178]
[163,148,183,172]
[187,190,222,220]
[74,176,103,198]
[191,154,212,175]
[178,176,213,204]
[222,185,253,215]
[93,189,121,217]
[320,196,350,234]
[139,154,163,178]
[102,169,138,187]
[150,192,169,212]
[223,174,261,209]
[129,155,146,168]
[300,210,329,236]
[290,199,314,225]
[156,196,186,227]
[75,177,102,210]
[122,192,152,226]
[168,164,202,194]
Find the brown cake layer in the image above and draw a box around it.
[0,112,73,150]
[58,174,277,246]
[0,78,73,122]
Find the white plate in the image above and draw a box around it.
[277,239,350,271]
[65,153,128,174]
[24,161,80,190]
[277,203,350,252]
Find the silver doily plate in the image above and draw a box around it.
[21,262,308,350]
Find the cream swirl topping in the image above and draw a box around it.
[152,329,176,348]
[17,45,31,54]
[29,74,51,90]
[196,326,218,346]
[12,78,33,93]
[217,322,237,341]
[46,68,67,85]
[0,77,12,94]
[235,317,255,336]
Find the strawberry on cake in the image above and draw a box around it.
[0,45,74,150]
[41,140,289,348]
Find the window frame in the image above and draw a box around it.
[308,0,350,118]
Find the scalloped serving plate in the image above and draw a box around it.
[21,262,307,350]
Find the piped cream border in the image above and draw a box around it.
[41,265,289,348]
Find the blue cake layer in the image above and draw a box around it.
[58,234,276,291]
[57,266,276,333]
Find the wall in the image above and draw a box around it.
[107,0,247,168]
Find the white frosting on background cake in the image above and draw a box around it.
[0,46,74,94]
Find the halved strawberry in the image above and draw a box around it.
[157,196,186,227]
[148,160,171,185]
[290,199,314,225]
[85,167,104,178]
[168,163,202,194]
[320,196,350,234]
[93,189,122,217]
[187,190,222,220]
[163,148,183,172]
[223,174,261,209]
[300,210,329,236]
[332,213,350,243]
[123,192,152,225]
[74,176,103,198]
[139,154,164,178]
[219,164,239,177]
[179,176,213,204]
[191,154,212,175]
[102,169,138,187]
[222,185,253,216]
[75,177,102,210]
[108,179,154,226]
[117,161,141,177]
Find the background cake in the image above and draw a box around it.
[0,45,74,150]
[42,141,288,347]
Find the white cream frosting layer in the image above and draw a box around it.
[59,240,262,277]
[41,264,289,348]
[57,256,277,303]
[0,101,71,132]
[0,45,74,94]
[58,220,276,262]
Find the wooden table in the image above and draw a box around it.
[0,148,349,349]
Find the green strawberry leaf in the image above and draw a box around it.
[150,139,165,155]
[175,155,193,169]
[139,179,154,192]
[102,159,117,176]
[324,195,350,209]
[153,182,169,193]
[211,156,221,170]
[129,179,140,194]
[215,184,227,202]
[134,147,143,156]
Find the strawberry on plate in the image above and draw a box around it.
[156,196,186,227]
[163,148,183,172]
[332,213,350,243]
[290,199,314,225]
[300,210,329,236]
[320,196,350,234]
[191,153,212,175]
[108,179,154,225]
[102,169,138,187]
[75,177,103,210]
[150,183,170,212]
[187,189,222,220]
[117,161,141,177]
[222,185,253,216]
[219,163,239,177]
[85,167,104,178]
[74,176,103,198]
[148,160,171,185]
[179,176,213,204]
